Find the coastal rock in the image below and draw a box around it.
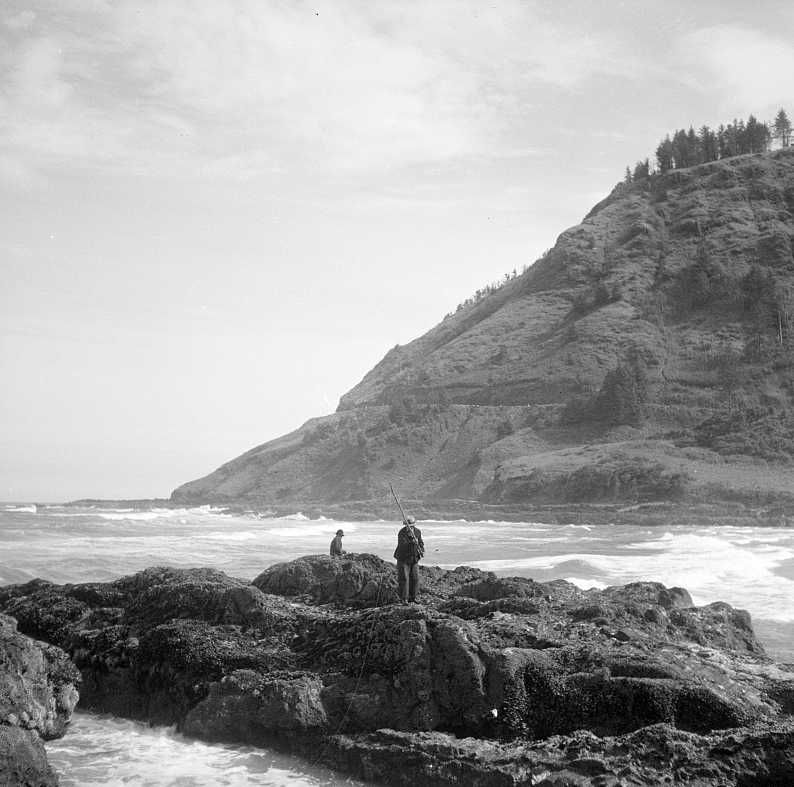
[253,553,399,606]
[183,669,328,740]
[0,726,59,787]
[0,614,79,739]
[254,554,494,607]
[0,580,90,645]
[323,723,794,786]
[1,557,793,785]
[294,604,490,733]
[0,613,80,787]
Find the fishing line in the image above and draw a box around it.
[308,570,389,770]
[309,484,415,768]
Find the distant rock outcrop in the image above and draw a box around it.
[0,613,79,787]
[1,558,793,784]
[172,149,794,512]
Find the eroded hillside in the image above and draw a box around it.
[173,149,794,510]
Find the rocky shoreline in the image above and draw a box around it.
[1,555,793,785]
[68,496,794,528]
[0,614,78,786]
[245,499,794,528]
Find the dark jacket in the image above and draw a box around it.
[330,535,344,556]
[393,525,424,564]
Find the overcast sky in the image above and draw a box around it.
[2,0,793,502]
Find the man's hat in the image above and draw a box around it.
[405,516,416,524]
[336,529,344,535]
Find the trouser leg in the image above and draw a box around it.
[408,562,420,602]
[396,561,409,601]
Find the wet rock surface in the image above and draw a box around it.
[325,723,794,786]
[0,613,80,786]
[1,556,793,785]
[0,726,60,787]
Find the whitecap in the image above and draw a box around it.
[565,577,608,590]
[90,507,231,522]
[263,522,357,539]
[203,531,261,542]
[466,518,552,527]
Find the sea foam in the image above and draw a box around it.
[46,711,361,787]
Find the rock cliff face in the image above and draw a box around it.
[1,558,793,785]
[0,613,80,787]
[172,149,794,510]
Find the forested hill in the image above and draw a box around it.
[172,147,794,512]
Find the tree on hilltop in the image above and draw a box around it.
[716,124,728,158]
[699,125,719,162]
[655,135,674,172]
[774,108,792,148]
[632,158,650,181]
[745,115,771,153]
[686,126,700,161]
[671,129,691,168]
[721,120,740,158]
[624,110,785,201]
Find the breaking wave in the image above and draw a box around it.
[565,577,608,590]
[46,711,362,786]
[43,506,231,521]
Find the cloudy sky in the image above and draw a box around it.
[2,0,793,501]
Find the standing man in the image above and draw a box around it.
[393,516,424,603]
[330,528,345,557]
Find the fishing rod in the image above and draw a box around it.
[389,482,422,553]
[389,482,408,523]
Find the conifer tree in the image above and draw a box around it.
[672,129,690,168]
[632,158,650,181]
[723,121,740,157]
[686,126,701,164]
[655,135,674,172]
[716,124,728,158]
[733,120,750,156]
[774,108,792,147]
[699,125,718,162]
[744,115,770,153]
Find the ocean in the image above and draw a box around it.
[2,503,793,786]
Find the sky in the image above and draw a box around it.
[2,0,794,502]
